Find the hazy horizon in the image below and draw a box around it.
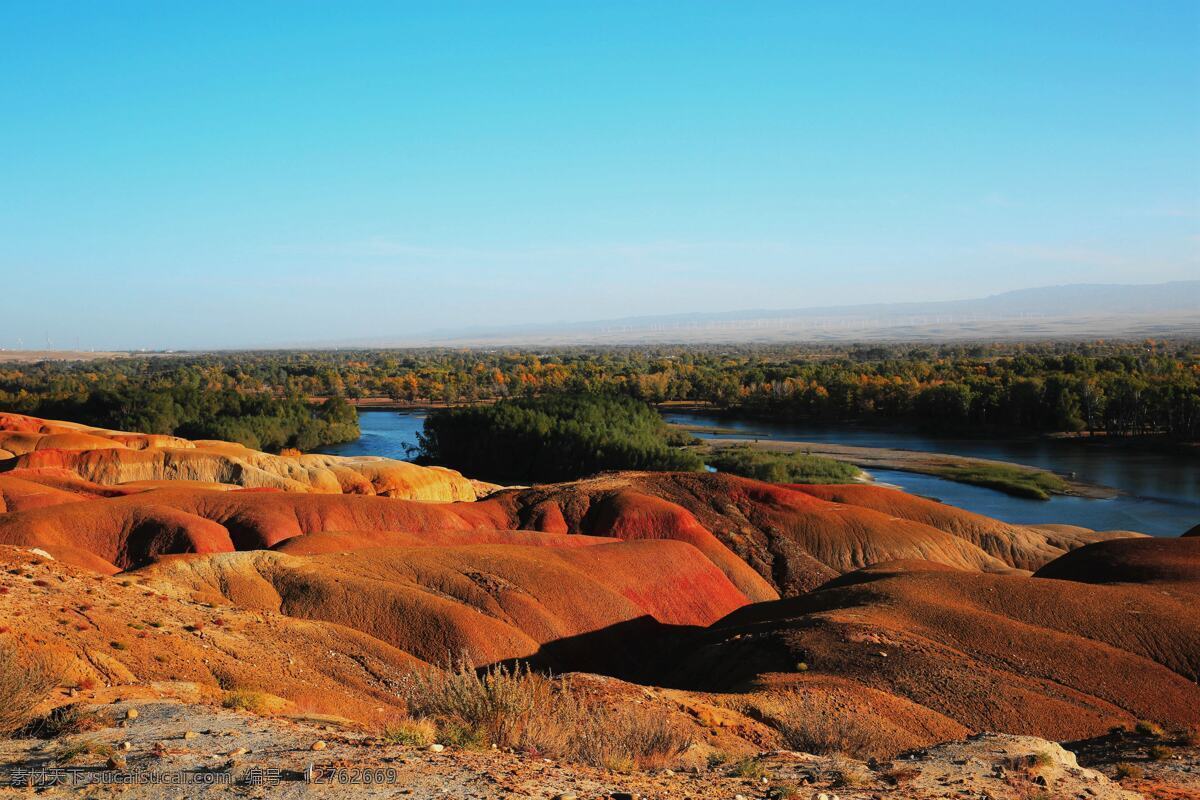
[2,2,1198,349]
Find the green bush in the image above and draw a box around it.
[707,446,859,484]
[16,386,357,454]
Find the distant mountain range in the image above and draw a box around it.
[340,281,1200,347]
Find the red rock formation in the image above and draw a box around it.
[137,539,750,669]
[792,483,1141,570]
[1,413,477,501]
[671,538,1200,743]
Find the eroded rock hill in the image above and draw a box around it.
[0,413,1196,793]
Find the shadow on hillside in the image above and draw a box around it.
[485,610,796,692]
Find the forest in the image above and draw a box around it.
[416,394,703,483]
[1,339,1197,444]
[0,363,358,452]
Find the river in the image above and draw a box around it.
[321,410,1199,537]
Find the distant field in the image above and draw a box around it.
[423,312,1200,347]
[0,350,132,363]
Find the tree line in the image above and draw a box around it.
[1,339,1197,442]
[0,358,358,452]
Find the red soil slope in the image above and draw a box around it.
[1034,535,1200,590]
[2,414,1186,756]
[0,462,1143,597]
[136,539,749,669]
[791,483,1140,570]
[483,472,1120,595]
[671,537,1200,744]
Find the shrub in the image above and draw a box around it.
[1114,762,1144,780]
[1135,719,1164,737]
[0,644,58,736]
[31,704,107,738]
[380,719,437,746]
[707,446,860,484]
[729,757,769,779]
[830,760,872,787]
[880,766,919,785]
[924,463,1066,500]
[404,663,558,751]
[221,690,273,714]
[1148,745,1174,761]
[768,693,892,758]
[568,704,693,772]
[402,664,693,770]
[53,737,113,762]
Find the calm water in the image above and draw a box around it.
[319,410,426,460]
[322,410,1199,537]
[664,411,1199,537]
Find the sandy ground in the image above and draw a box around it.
[3,697,1191,799]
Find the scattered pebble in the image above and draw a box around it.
[311,740,327,751]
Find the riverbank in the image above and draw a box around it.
[695,437,1117,500]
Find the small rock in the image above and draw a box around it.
[311,740,327,751]
[228,747,248,757]
[428,743,444,752]
[125,708,139,720]
[119,741,131,751]
[183,731,198,740]
[553,794,578,800]
[106,754,127,769]
[610,793,635,800]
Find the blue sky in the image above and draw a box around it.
[1,1,1197,349]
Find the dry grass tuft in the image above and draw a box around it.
[53,737,113,763]
[32,704,108,738]
[729,757,770,779]
[830,758,872,788]
[765,692,892,758]
[402,663,693,771]
[1148,744,1174,762]
[380,718,437,746]
[221,689,274,715]
[0,643,59,736]
[1134,719,1165,737]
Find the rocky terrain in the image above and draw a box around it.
[1,412,1197,798]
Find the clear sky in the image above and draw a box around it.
[2,1,1198,349]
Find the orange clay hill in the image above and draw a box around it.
[1,413,1197,793]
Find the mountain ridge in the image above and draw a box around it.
[337,280,1200,347]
